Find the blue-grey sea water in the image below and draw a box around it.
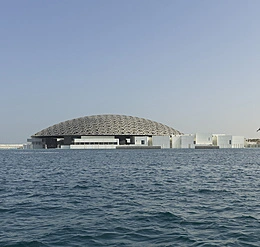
[0,149,259,247]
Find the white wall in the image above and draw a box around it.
[172,135,181,148]
[215,135,232,148]
[232,136,245,148]
[171,135,195,149]
[71,136,119,149]
[60,145,70,149]
[181,135,195,148]
[195,133,212,145]
[133,136,149,146]
[70,144,117,149]
[152,136,170,148]
[172,133,244,149]
[213,134,245,148]
[0,144,24,149]
[77,136,118,142]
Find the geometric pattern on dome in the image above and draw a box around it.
[33,114,181,137]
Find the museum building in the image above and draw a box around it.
[27,114,245,149]
[28,114,181,149]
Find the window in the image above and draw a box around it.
[141,140,145,145]
[229,140,232,145]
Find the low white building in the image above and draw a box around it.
[131,136,149,146]
[152,136,170,148]
[70,136,119,149]
[212,134,245,148]
[0,144,24,149]
[171,133,245,149]
[172,133,213,149]
[171,134,195,148]
[195,133,212,146]
[231,136,245,148]
[212,135,232,148]
[171,135,181,148]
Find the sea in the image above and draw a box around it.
[0,149,259,247]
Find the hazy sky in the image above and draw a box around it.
[1,0,260,143]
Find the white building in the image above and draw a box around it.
[195,133,212,146]
[212,135,232,148]
[230,136,245,148]
[171,133,245,149]
[27,114,182,149]
[0,144,24,149]
[152,136,170,148]
[171,135,181,148]
[132,136,149,146]
[27,114,246,150]
[171,134,195,148]
[172,134,213,149]
[70,136,119,149]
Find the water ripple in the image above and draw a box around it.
[0,149,259,246]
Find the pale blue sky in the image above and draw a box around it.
[1,0,260,143]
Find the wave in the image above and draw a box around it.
[3,241,48,247]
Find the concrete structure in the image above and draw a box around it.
[71,136,119,149]
[231,136,245,148]
[195,133,212,146]
[171,133,245,149]
[212,134,245,148]
[0,144,24,149]
[172,134,195,149]
[171,135,181,148]
[152,136,170,148]
[28,114,181,149]
[132,136,149,146]
[213,135,232,148]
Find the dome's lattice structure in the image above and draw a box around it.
[33,114,181,137]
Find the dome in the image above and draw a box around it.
[33,114,181,137]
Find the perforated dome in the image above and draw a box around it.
[33,114,181,137]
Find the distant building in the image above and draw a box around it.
[27,114,181,149]
[27,114,246,150]
[0,144,24,149]
[172,134,195,149]
[171,133,245,149]
[244,139,260,148]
